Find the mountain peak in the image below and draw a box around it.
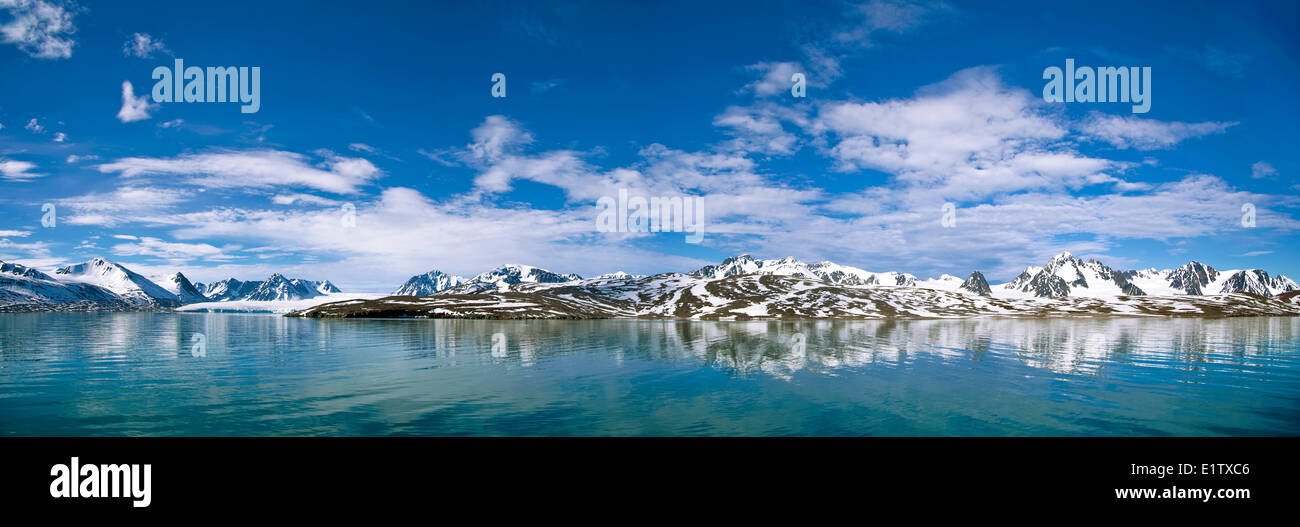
[156,271,207,304]
[720,254,755,264]
[53,258,180,307]
[960,270,992,296]
[393,269,467,296]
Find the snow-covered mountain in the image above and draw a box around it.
[689,254,918,286]
[960,271,992,296]
[154,272,208,304]
[1,260,129,311]
[996,253,1297,299]
[1160,262,1218,295]
[998,252,1145,298]
[594,271,638,280]
[0,257,343,311]
[392,270,467,295]
[204,275,341,301]
[293,272,1300,321]
[3,251,1295,313]
[472,264,581,286]
[440,264,582,294]
[54,258,181,307]
[808,260,917,286]
[392,253,1295,303]
[243,274,339,301]
[1216,269,1298,296]
[202,278,257,301]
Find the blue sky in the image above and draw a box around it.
[0,0,1296,291]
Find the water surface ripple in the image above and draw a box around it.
[1,313,1297,436]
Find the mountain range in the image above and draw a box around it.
[393,264,583,296]
[291,253,1300,320]
[0,257,342,312]
[388,252,1297,300]
[3,252,1296,316]
[200,274,340,302]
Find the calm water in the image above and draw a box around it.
[0,313,1297,436]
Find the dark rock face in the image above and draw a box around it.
[1217,269,1286,296]
[1027,272,1071,297]
[1110,271,1146,296]
[689,254,757,279]
[1167,261,1219,295]
[167,272,208,304]
[1004,252,1148,298]
[393,271,466,295]
[205,275,339,301]
[960,271,992,296]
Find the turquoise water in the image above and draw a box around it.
[0,313,1297,436]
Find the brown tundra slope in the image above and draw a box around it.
[287,273,1300,320]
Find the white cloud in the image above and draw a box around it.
[811,67,1119,201]
[55,186,190,227]
[1169,45,1249,79]
[24,118,43,133]
[0,238,54,261]
[464,115,533,164]
[149,187,708,289]
[28,65,1293,285]
[1196,46,1248,78]
[0,158,42,181]
[347,143,375,153]
[65,154,98,163]
[417,116,536,168]
[111,236,230,261]
[0,0,77,59]
[530,78,564,94]
[784,0,950,88]
[713,103,810,155]
[1251,161,1277,179]
[416,148,458,166]
[116,81,157,123]
[1078,113,1236,150]
[473,149,589,195]
[52,131,66,142]
[0,230,32,237]
[122,32,167,58]
[271,193,343,206]
[837,0,951,42]
[98,149,383,194]
[739,62,808,98]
